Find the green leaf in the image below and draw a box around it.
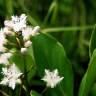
[89,25,96,57]
[89,83,96,96]
[59,0,73,14]
[11,47,36,83]
[78,49,96,96]
[30,90,41,96]
[31,33,74,96]
[11,53,25,72]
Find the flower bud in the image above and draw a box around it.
[3,27,15,36]
[4,20,13,28]
[21,48,27,54]
[31,26,40,35]
[24,40,32,48]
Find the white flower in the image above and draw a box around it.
[41,69,64,88]
[21,48,27,54]
[24,40,32,47]
[0,63,22,89]
[11,14,27,32]
[0,53,12,65]
[22,26,33,40]
[22,26,40,41]
[4,14,27,32]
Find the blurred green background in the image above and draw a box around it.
[0,0,96,95]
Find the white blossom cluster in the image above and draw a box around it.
[0,14,40,89]
[3,14,40,54]
[0,14,64,90]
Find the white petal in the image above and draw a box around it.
[9,79,16,89]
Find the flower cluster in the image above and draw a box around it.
[0,14,40,89]
[3,14,40,54]
[0,14,64,90]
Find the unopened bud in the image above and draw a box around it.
[4,20,13,28]
[32,26,40,35]
[24,40,32,47]
[21,48,27,54]
[3,27,14,36]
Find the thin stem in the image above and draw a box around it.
[16,37,21,48]
[42,25,94,33]
[41,87,48,94]
[22,84,27,92]
[78,0,86,54]
[22,55,30,96]
[0,90,9,96]
[26,64,34,74]
[19,85,21,96]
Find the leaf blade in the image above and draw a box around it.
[78,49,96,96]
[32,33,74,96]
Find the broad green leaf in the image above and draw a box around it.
[89,25,96,57]
[78,49,96,96]
[31,33,73,96]
[89,83,96,96]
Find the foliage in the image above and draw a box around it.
[0,0,96,96]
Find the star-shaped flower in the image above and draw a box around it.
[11,14,27,32]
[4,14,27,32]
[42,69,64,88]
[0,63,22,89]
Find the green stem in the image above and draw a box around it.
[19,85,21,96]
[41,87,48,94]
[42,25,94,33]
[16,37,21,48]
[22,55,30,96]
[26,64,34,74]
[0,90,9,96]
[22,84,27,92]
[78,0,86,54]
